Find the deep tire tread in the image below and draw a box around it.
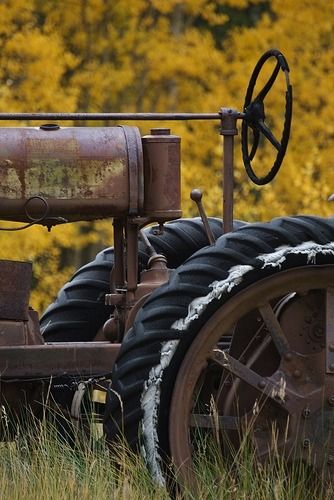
[41,218,233,342]
[104,216,334,452]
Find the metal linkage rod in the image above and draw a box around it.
[0,111,245,121]
[0,112,219,121]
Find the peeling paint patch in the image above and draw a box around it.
[172,241,334,332]
[141,339,179,486]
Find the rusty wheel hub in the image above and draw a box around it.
[169,267,334,487]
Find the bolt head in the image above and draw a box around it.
[328,396,334,406]
[302,409,311,418]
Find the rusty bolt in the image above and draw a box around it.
[302,409,311,419]
[284,352,292,361]
[303,439,311,448]
[328,396,334,406]
[293,369,302,378]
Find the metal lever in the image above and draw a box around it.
[139,229,158,256]
[190,189,215,245]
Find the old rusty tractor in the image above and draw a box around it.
[1,48,333,488]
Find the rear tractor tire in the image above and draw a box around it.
[104,215,334,488]
[40,217,244,432]
[41,217,242,342]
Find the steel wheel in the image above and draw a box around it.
[169,266,334,487]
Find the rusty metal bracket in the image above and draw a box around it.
[120,125,144,215]
[0,342,120,378]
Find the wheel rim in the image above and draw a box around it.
[169,266,334,488]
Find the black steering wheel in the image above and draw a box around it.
[241,49,293,185]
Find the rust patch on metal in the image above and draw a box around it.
[142,129,181,220]
[0,261,31,320]
[0,130,127,199]
[0,342,120,378]
[21,158,125,199]
[0,126,144,221]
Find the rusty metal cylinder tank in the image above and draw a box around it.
[0,125,143,223]
[142,128,181,220]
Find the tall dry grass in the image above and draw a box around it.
[0,413,333,500]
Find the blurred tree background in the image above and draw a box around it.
[0,0,333,311]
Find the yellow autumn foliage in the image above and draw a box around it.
[215,0,334,221]
[0,0,333,311]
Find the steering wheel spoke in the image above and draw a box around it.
[249,129,260,161]
[254,61,281,103]
[257,120,281,151]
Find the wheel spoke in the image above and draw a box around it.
[257,119,281,150]
[210,350,288,407]
[190,413,239,430]
[249,129,260,161]
[254,61,281,102]
[258,303,291,356]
